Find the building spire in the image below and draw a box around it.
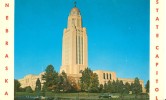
[74,1,76,7]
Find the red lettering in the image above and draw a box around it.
[156,17,159,21]
[156,0,159,4]
[156,46,159,50]
[155,54,159,58]
[156,33,159,38]
[6,41,8,45]
[156,71,158,75]
[156,62,159,67]
[5,79,8,83]
[6,16,8,20]
[6,29,8,33]
[156,79,158,83]
[5,66,8,70]
[156,8,159,12]
[155,88,159,92]
[5,3,9,7]
[5,54,8,58]
[4,91,8,95]
[156,25,159,29]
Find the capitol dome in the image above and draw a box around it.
[70,7,80,16]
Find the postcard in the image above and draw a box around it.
[0,0,165,100]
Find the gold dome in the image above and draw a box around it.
[70,7,80,15]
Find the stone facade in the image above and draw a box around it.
[93,70,117,85]
[118,78,146,93]
[94,70,145,93]
[60,6,88,81]
[18,72,44,90]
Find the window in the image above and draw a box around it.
[110,74,112,79]
[103,73,105,79]
[107,73,108,79]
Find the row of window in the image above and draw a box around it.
[76,34,83,64]
[103,73,112,80]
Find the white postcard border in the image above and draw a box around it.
[150,0,165,100]
[0,0,14,99]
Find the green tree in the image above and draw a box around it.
[80,68,99,92]
[111,80,116,93]
[14,79,21,92]
[130,83,134,92]
[80,68,92,91]
[26,86,33,93]
[19,87,26,92]
[145,80,149,93]
[103,83,107,92]
[124,82,131,94]
[99,84,104,92]
[118,80,125,99]
[42,65,59,91]
[35,78,41,92]
[89,73,99,92]
[132,77,142,99]
[57,72,72,92]
[68,76,80,92]
[115,79,120,93]
[107,80,112,93]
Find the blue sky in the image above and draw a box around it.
[15,0,149,85]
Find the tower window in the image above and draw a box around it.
[76,35,78,64]
[107,73,108,79]
[110,74,112,79]
[103,73,105,79]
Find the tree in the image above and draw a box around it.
[115,79,120,93]
[89,73,99,92]
[132,77,142,99]
[14,79,21,92]
[80,68,92,91]
[103,83,108,92]
[68,76,80,92]
[145,80,149,93]
[19,87,26,92]
[80,68,99,92]
[42,65,59,91]
[99,84,104,92]
[35,78,41,92]
[26,86,33,93]
[124,82,131,94]
[107,81,112,93]
[111,80,116,93]
[57,72,72,92]
[118,80,125,99]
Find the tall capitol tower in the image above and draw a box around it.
[60,3,88,80]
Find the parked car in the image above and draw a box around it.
[111,95,119,98]
[99,93,112,98]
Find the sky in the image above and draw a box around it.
[15,0,150,85]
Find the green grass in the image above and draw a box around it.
[15,92,149,100]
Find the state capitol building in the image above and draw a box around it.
[19,3,145,92]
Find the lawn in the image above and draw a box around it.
[15,92,149,100]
